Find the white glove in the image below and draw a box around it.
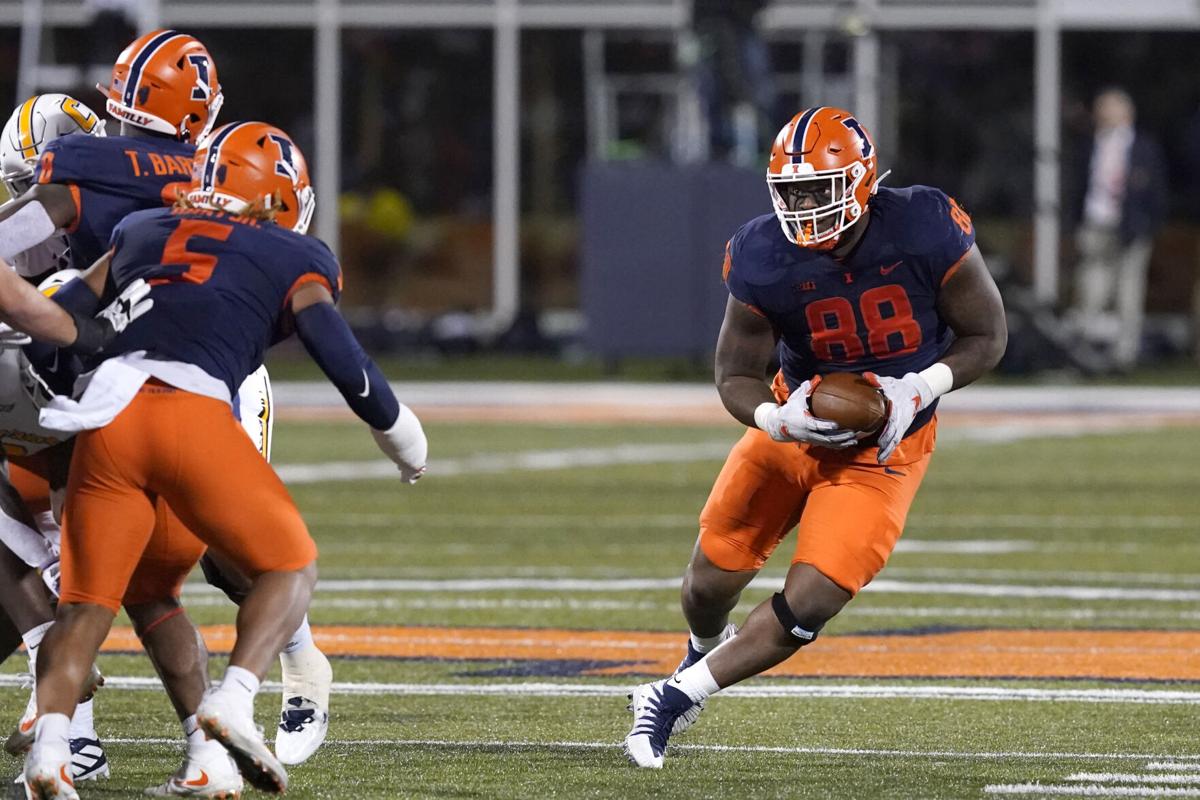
[0,322,31,348]
[865,372,934,464]
[98,279,154,333]
[71,279,154,354]
[370,403,428,483]
[754,378,858,449]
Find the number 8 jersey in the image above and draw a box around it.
[723,184,974,435]
[103,205,342,398]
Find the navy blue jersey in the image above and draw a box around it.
[724,185,975,433]
[104,207,342,396]
[34,134,195,270]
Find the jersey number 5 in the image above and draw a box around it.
[151,219,234,286]
[805,285,922,361]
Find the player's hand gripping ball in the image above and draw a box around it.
[808,372,888,439]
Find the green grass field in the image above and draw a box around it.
[3,415,1199,798]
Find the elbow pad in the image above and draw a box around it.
[293,301,400,430]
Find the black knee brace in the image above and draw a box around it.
[199,552,249,605]
[771,592,824,646]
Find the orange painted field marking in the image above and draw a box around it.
[100,625,1200,681]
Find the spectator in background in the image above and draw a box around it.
[1065,87,1167,370]
[693,0,776,167]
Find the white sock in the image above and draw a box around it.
[22,621,53,669]
[281,616,313,656]
[689,622,736,654]
[218,665,260,706]
[68,698,95,739]
[672,659,720,704]
[184,714,225,760]
[34,712,70,752]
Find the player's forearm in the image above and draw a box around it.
[936,330,1006,391]
[716,374,778,428]
[293,301,400,429]
[0,264,78,346]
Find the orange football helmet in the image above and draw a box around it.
[766,107,883,250]
[96,29,222,143]
[187,121,316,234]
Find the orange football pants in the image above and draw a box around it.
[9,453,52,514]
[699,399,936,595]
[59,381,316,612]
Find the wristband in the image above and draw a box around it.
[917,362,954,402]
[66,310,106,355]
[753,402,778,432]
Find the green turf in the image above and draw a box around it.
[2,419,1197,797]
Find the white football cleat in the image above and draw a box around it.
[6,673,39,756]
[623,679,697,769]
[69,737,109,781]
[9,665,106,757]
[276,645,331,765]
[143,746,244,798]
[196,689,287,795]
[23,737,78,800]
[275,697,328,766]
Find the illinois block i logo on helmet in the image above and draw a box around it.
[95,29,224,144]
[766,106,885,250]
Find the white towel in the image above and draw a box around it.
[39,357,150,433]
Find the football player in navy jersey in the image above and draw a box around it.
[0,30,336,785]
[22,121,426,800]
[625,107,1007,768]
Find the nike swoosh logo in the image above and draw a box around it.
[880,260,903,275]
[883,466,906,476]
[183,769,209,787]
[672,675,683,684]
[358,369,370,398]
[19,717,34,733]
[60,764,74,787]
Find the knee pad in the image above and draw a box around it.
[199,552,249,605]
[771,592,824,646]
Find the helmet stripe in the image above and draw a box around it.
[200,122,247,191]
[16,97,37,159]
[123,30,184,108]
[790,106,822,165]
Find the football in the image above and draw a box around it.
[809,372,888,434]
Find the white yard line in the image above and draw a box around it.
[179,576,1200,602]
[1066,774,1200,784]
[178,594,1200,620]
[275,408,1186,485]
[986,786,1200,797]
[276,442,734,484]
[1149,765,1200,772]
[911,514,1197,531]
[273,382,1200,416]
[4,676,1200,705]
[883,567,1200,588]
[93,735,1200,762]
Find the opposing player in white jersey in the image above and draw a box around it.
[0,95,110,783]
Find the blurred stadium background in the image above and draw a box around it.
[2,0,1198,377]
